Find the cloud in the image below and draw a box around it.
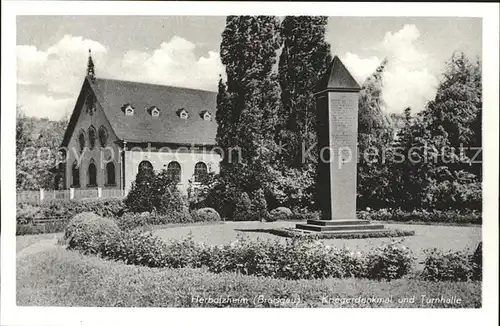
[341,52,382,84]
[17,45,48,85]
[17,35,107,95]
[18,26,440,120]
[17,86,74,121]
[342,24,439,114]
[109,36,223,91]
[17,35,224,120]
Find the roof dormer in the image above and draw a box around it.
[121,103,135,116]
[146,105,160,118]
[200,110,212,121]
[176,108,189,120]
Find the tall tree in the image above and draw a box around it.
[389,52,483,210]
[357,58,394,144]
[421,52,482,177]
[278,16,332,168]
[216,16,282,193]
[215,76,232,158]
[356,60,395,209]
[424,52,481,148]
[16,108,68,190]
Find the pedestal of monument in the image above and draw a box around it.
[295,219,385,235]
[295,55,385,235]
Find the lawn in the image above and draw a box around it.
[16,233,60,252]
[153,221,482,265]
[17,246,481,308]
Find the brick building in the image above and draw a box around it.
[56,50,220,194]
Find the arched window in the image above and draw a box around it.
[106,162,116,185]
[138,160,153,173]
[98,126,108,148]
[54,174,63,190]
[72,161,80,187]
[55,163,64,190]
[194,162,208,182]
[166,161,181,183]
[88,126,97,149]
[88,160,97,187]
[78,130,86,153]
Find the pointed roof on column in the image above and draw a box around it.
[87,49,96,82]
[316,55,361,93]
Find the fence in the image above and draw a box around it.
[16,188,125,204]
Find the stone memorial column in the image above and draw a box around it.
[315,56,361,220]
[295,56,385,233]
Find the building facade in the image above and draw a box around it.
[57,51,221,194]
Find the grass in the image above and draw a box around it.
[17,246,481,308]
[16,233,60,252]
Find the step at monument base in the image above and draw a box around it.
[295,219,384,233]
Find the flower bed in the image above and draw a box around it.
[264,227,415,239]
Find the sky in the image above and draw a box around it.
[16,16,482,120]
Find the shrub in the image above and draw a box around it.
[265,166,315,211]
[124,167,156,213]
[150,210,197,224]
[65,212,101,239]
[233,192,253,221]
[16,221,67,235]
[358,208,481,225]
[203,238,370,280]
[114,208,221,231]
[250,189,269,221]
[16,223,43,235]
[424,174,482,211]
[163,235,206,268]
[421,248,474,282]
[100,231,205,268]
[268,207,293,222]
[202,175,241,220]
[365,241,415,280]
[124,168,188,215]
[471,242,482,281]
[292,209,321,221]
[16,198,125,222]
[186,171,218,210]
[65,212,121,255]
[154,175,189,215]
[115,212,151,231]
[191,208,221,222]
[16,203,42,224]
[102,230,169,268]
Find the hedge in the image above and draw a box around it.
[16,221,67,235]
[66,217,481,283]
[17,198,125,223]
[16,197,222,235]
[115,209,221,231]
[421,242,482,282]
[67,221,415,281]
[358,208,482,225]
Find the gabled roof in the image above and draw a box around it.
[62,77,218,147]
[316,55,361,93]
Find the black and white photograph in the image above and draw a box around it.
[1,1,499,325]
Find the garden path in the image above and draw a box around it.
[16,236,58,260]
